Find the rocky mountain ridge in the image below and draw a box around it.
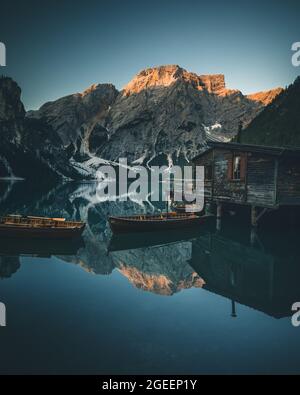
[0,77,82,181]
[240,76,300,147]
[28,65,282,169]
[122,65,229,96]
[1,66,284,180]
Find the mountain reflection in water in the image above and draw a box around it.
[1,181,300,319]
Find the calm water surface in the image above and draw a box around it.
[0,181,300,374]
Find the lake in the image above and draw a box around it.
[0,180,300,374]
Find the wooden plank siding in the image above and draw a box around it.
[193,143,300,209]
[277,159,300,205]
[246,154,276,207]
[213,150,246,204]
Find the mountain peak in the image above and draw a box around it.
[123,65,226,96]
[80,83,117,97]
[81,83,101,96]
[247,87,283,105]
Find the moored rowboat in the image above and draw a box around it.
[0,215,85,239]
[108,212,213,234]
[171,202,203,214]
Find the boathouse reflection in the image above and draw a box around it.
[190,230,300,318]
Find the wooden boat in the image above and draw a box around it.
[0,215,85,239]
[171,201,203,214]
[109,212,213,234]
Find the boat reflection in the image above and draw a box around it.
[0,236,85,258]
[1,181,300,319]
[0,237,85,279]
[109,224,300,317]
[107,226,210,252]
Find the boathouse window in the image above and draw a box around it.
[227,153,246,181]
[233,155,241,180]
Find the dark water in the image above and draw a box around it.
[0,180,300,374]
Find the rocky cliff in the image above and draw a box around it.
[0,77,83,181]
[28,65,282,169]
[0,67,283,180]
[102,65,277,163]
[0,76,25,143]
[27,83,118,156]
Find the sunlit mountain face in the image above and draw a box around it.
[0,67,284,181]
[27,65,282,167]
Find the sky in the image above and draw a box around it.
[0,0,299,110]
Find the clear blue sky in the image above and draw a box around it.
[1,0,299,110]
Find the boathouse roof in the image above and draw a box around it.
[192,142,300,161]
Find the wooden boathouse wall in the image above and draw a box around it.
[192,142,300,223]
[277,157,300,205]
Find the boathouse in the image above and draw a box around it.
[192,142,300,225]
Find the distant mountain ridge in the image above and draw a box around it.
[246,88,284,106]
[240,76,300,147]
[0,66,285,180]
[28,65,282,169]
